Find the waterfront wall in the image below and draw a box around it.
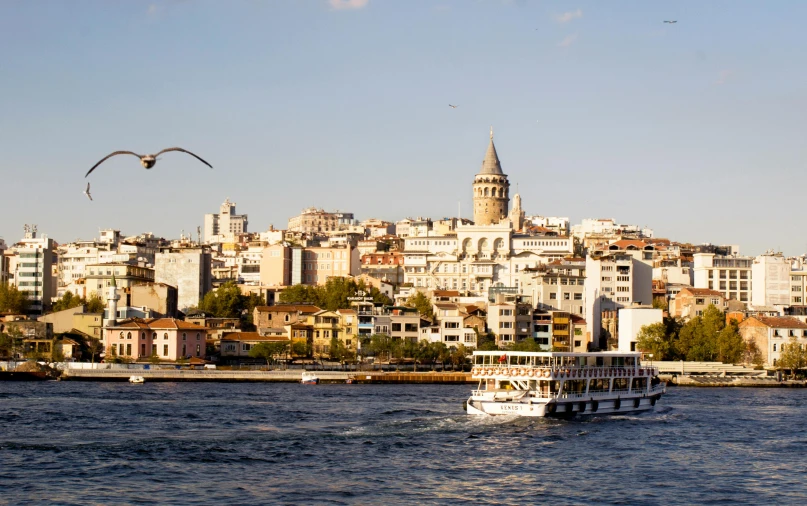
[62,369,475,383]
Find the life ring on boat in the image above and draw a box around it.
[528,369,534,377]
[543,369,550,378]
[520,369,527,377]
[511,368,518,376]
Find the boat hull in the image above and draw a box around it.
[466,395,662,418]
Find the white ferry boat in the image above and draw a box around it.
[128,375,145,384]
[466,351,666,417]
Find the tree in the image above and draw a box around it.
[715,321,745,364]
[448,344,469,371]
[278,284,321,306]
[291,340,311,358]
[249,341,289,365]
[199,281,266,320]
[510,338,542,352]
[52,291,82,312]
[778,337,807,379]
[405,291,434,320]
[0,283,30,314]
[51,340,65,362]
[85,295,106,313]
[636,322,674,360]
[329,336,355,363]
[652,297,669,311]
[744,340,764,368]
[675,305,727,362]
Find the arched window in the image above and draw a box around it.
[196,333,201,341]
[127,332,132,340]
[284,314,290,323]
[152,332,157,340]
[164,333,168,340]
[484,187,489,197]
[498,188,504,198]
[182,333,187,341]
[141,332,145,340]
[119,332,124,339]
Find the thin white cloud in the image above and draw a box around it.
[715,69,733,85]
[328,0,369,10]
[557,33,578,47]
[555,8,582,23]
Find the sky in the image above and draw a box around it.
[1,0,806,256]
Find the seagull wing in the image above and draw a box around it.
[85,151,142,177]
[154,147,213,169]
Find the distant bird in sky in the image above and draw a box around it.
[664,20,677,23]
[85,147,213,177]
[83,182,92,201]
[449,104,458,108]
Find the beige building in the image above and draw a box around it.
[670,287,727,319]
[287,208,356,234]
[739,316,807,367]
[130,282,178,317]
[487,294,533,346]
[253,304,322,334]
[520,258,586,315]
[84,263,155,299]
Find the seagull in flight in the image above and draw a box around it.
[449,104,458,109]
[85,147,213,177]
[663,20,677,23]
[83,182,92,201]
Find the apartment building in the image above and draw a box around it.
[8,225,55,315]
[487,294,533,346]
[751,253,790,307]
[519,258,586,315]
[693,253,752,303]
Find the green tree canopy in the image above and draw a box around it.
[199,281,266,319]
[510,338,543,352]
[52,291,82,312]
[0,283,30,314]
[636,322,674,360]
[277,277,392,311]
[249,341,289,365]
[404,291,434,320]
[778,336,807,378]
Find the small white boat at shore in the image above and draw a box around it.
[300,371,319,385]
[129,375,145,384]
[466,351,666,418]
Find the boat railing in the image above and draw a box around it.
[471,365,658,378]
[471,384,666,400]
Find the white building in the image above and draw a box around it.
[204,198,248,244]
[419,303,477,348]
[9,225,55,315]
[617,307,663,353]
[0,238,8,285]
[585,241,655,347]
[751,253,790,308]
[693,253,753,304]
[154,246,212,312]
[525,216,570,236]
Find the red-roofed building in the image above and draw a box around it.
[104,318,209,361]
[739,316,807,367]
[670,287,727,319]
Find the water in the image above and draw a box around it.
[0,383,805,506]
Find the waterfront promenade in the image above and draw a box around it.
[62,368,474,384]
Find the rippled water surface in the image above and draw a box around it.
[1,382,806,505]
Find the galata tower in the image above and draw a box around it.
[472,127,510,225]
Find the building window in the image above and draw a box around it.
[141,332,145,340]
[152,332,157,340]
[196,344,201,356]
[574,293,582,300]
[196,333,201,341]
[564,293,570,300]
[182,344,187,356]
[164,333,168,340]
[126,344,131,356]
[119,344,124,355]
[773,344,777,352]
[127,332,132,340]
[182,333,187,341]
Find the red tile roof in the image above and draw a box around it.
[752,316,807,329]
[220,332,290,342]
[679,287,724,298]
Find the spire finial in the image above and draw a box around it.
[490,125,494,140]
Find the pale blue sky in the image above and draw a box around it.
[1,1,806,255]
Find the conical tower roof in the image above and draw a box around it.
[479,126,503,175]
